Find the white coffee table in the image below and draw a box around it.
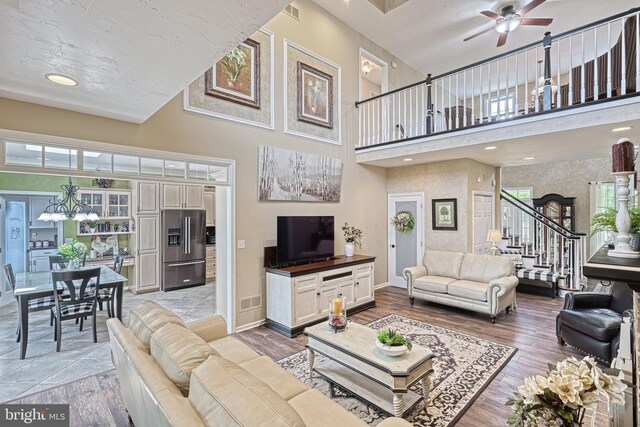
[305,321,434,418]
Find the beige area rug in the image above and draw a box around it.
[276,314,517,427]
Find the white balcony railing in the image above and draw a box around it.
[356,7,640,149]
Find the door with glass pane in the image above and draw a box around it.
[0,196,10,306]
[388,193,424,288]
[1,198,28,306]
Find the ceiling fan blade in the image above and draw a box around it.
[518,0,546,16]
[480,10,501,20]
[497,32,509,47]
[463,26,495,42]
[520,17,553,26]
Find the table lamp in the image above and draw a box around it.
[487,229,502,256]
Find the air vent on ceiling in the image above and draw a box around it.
[239,294,263,312]
[284,4,299,20]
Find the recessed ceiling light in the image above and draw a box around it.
[403,158,413,162]
[611,126,632,132]
[523,157,535,160]
[45,73,79,86]
[484,146,497,150]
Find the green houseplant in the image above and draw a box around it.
[590,205,640,251]
[375,328,412,357]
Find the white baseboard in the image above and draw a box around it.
[375,282,390,290]
[235,319,266,333]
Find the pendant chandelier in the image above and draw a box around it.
[37,177,100,222]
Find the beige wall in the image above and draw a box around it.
[501,156,610,254]
[0,0,424,329]
[387,159,499,253]
[360,77,381,101]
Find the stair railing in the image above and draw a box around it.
[501,190,587,290]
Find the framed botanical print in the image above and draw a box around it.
[432,198,458,230]
[205,38,261,109]
[296,61,334,129]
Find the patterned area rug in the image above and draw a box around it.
[277,314,517,426]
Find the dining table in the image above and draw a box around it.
[14,265,127,359]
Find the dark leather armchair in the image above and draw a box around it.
[556,282,633,364]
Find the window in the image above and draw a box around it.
[503,187,532,200]
[5,142,43,167]
[486,94,515,120]
[589,181,617,254]
[83,151,112,173]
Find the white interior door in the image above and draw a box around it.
[472,192,495,254]
[388,193,424,288]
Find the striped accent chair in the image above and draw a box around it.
[516,268,560,298]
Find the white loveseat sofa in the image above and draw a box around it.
[403,250,518,323]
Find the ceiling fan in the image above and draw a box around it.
[464,0,553,47]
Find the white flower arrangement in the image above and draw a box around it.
[507,356,627,427]
[58,240,88,263]
[391,211,415,234]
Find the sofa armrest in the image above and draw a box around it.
[403,266,427,292]
[564,292,613,310]
[489,276,519,296]
[378,418,413,427]
[186,315,228,342]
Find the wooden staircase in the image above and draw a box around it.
[499,190,588,296]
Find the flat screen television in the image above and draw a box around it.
[277,216,334,265]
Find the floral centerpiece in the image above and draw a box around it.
[58,240,88,269]
[506,356,627,427]
[391,211,415,233]
[341,223,362,257]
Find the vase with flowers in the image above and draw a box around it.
[58,240,88,269]
[507,356,627,427]
[341,223,362,257]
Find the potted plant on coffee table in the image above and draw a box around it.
[375,328,412,357]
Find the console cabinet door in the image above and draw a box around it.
[294,276,319,325]
[318,285,339,316]
[355,264,374,304]
[338,279,355,307]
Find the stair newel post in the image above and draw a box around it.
[543,31,553,111]
[426,74,433,135]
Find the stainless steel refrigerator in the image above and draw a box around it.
[162,209,206,291]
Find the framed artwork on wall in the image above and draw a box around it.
[205,38,261,109]
[257,146,342,202]
[296,61,333,129]
[432,198,458,230]
[284,39,341,145]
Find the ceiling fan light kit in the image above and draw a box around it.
[464,0,553,47]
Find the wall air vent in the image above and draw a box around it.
[284,4,299,20]
[239,294,263,312]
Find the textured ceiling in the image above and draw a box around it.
[312,0,639,77]
[0,0,290,123]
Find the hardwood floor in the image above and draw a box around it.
[236,286,609,426]
[8,286,609,426]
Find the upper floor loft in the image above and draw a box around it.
[355,7,640,168]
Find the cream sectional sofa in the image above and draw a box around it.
[403,250,518,323]
[106,301,411,427]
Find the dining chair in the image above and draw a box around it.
[91,255,122,319]
[4,264,56,341]
[49,254,87,269]
[51,267,101,352]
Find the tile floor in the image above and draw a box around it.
[0,283,216,402]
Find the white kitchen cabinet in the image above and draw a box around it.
[29,248,58,272]
[134,215,161,292]
[28,196,55,228]
[160,183,204,210]
[204,192,215,226]
[78,189,132,220]
[136,181,159,214]
[205,245,216,281]
[265,257,375,337]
